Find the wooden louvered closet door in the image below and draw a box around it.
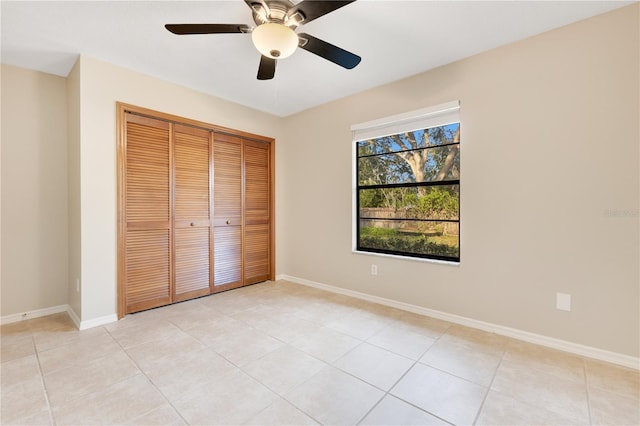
[123,114,172,314]
[212,133,243,291]
[244,140,271,284]
[118,103,274,318]
[173,124,213,302]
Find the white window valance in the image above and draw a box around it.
[351,100,460,141]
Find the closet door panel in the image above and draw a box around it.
[244,142,270,223]
[124,115,172,313]
[174,125,212,301]
[175,227,210,299]
[244,141,271,283]
[175,126,210,222]
[125,230,171,312]
[213,133,243,289]
[244,224,270,283]
[213,226,242,287]
[126,119,171,224]
[213,135,242,222]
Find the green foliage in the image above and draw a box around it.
[360,227,458,258]
[359,189,376,208]
[360,227,397,238]
[404,187,459,220]
[360,186,458,221]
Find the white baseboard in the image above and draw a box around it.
[1,304,117,331]
[278,274,639,370]
[65,306,118,330]
[0,304,69,325]
[78,313,118,330]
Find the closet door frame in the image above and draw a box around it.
[117,102,275,319]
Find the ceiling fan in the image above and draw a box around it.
[165,0,361,80]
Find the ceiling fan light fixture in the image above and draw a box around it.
[251,22,298,59]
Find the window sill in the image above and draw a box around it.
[352,249,460,267]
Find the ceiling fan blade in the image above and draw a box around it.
[288,1,356,25]
[257,55,276,80]
[165,24,250,35]
[298,33,361,69]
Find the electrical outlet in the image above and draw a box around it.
[556,292,571,311]
[371,264,378,275]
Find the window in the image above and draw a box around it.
[352,101,460,262]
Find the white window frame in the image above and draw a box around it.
[351,100,461,264]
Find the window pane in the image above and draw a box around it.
[359,185,459,220]
[425,123,460,147]
[422,144,460,182]
[359,219,459,259]
[358,144,459,185]
[358,154,413,185]
[357,123,460,157]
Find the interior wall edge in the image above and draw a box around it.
[66,304,80,329]
[78,313,117,331]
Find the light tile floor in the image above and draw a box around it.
[1,280,638,425]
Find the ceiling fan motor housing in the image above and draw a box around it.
[251,0,304,27]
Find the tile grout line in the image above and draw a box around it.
[224,307,387,425]
[470,345,508,425]
[355,327,455,426]
[583,358,594,425]
[275,366,329,425]
[32,335,58,426]
[243,394,324,426]
[141,287,338,424]
[103,324,191,426]
[160,303,326,424]
[281,312,499,425]
[475,345,598,424]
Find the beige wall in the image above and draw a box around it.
[279,5,639,356]
[1,64,69,316]
[75,56,283,321]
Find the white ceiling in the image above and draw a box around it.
[1,1,632,117]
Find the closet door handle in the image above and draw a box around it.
[226,220,231,225]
